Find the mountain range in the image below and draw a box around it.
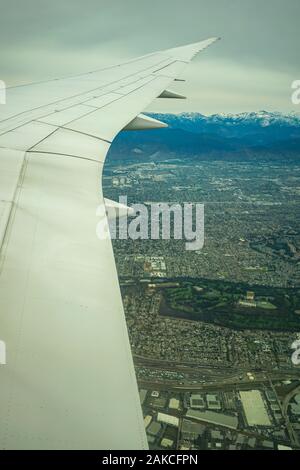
[108,111,300,162]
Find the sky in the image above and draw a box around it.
[0,0,299,114]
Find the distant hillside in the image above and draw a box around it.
[107,111,300,162]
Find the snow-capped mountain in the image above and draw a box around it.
[151,110,300,130]
[148,111,300,145]
[108,111,300,163]
[197,110,300,126]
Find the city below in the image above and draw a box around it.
[104,112,300,450]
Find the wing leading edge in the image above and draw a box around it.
[0,38,219,449]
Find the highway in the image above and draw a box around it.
[135,355,300,390]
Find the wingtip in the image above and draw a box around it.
[164,36,220,62]
[194,36,221,51]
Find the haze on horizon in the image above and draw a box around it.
[0,0,299,115]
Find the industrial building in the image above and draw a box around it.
[157,412,179,427]
[185,409,238,430]
[190,394,205,409]
[144,415,152,428]
[181,419,205,440]
[206,393,222,411]
[169,398,180,410]
[160,438,174,448]
[147,421,162,437]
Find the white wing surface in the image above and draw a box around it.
[0,38,219,449]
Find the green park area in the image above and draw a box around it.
[159,278,300,331]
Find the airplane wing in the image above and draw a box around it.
[0,38,219,450]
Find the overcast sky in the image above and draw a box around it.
[0,0,299,114]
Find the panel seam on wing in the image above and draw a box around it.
[27,150,104,165]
